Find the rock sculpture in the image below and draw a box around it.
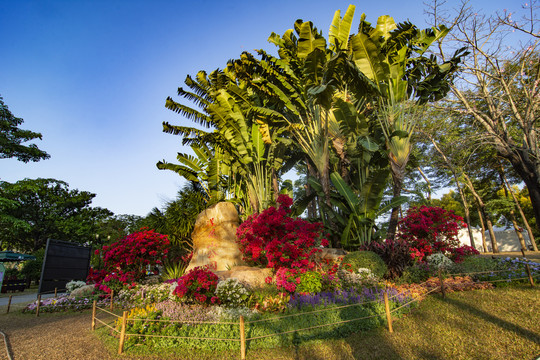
[186,202,246,272]
[215,266,273,290]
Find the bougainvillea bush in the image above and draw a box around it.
[397,206,478,263]
[173,266,220,305]
[89,229,170,293]
[236,194,328,272]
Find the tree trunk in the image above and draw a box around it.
[428,137,476,248]
[477,208,488,252]
[386,162,405,240]
[462,174,498,253]
[484,211,499,253]
[271,168,279,202]
[501,149,540,235]
[417,166,432,203]
[320,168,340,248]
[499,170,530,251]
[306,159,317,219]
[509,209,528,251]
[499,163,538,251]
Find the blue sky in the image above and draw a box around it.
[0,0,520,216]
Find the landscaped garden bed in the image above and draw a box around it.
[16,196,538,359]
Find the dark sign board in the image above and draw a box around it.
[38,239,92,294]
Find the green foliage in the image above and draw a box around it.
[161,261,188,281]
[330,171,407,248]
[65,280,87,293]
[452,256,501,274]
[0,95,49,162]
[0,178,112,251]
[296,271,323,294]
[426,253,454,270]
[117,283,176,308]
[215,278,250,308]
[4,267,19,280]
[20,248,44,282]
[120,301,404,352]
[399,263,433,284]
[141,182,208,255]
[341,251,387,278]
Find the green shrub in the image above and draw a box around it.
[426,252,453,270]
[341,251,387,279]
[296,271,322,294]
[215,278,250,308]
[119,302,400,352]
[117,283,176,307]
[399,263,433,284]
[20,249,44,283]
[4,267,20,280]
[452,256,501,274]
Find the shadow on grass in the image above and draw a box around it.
[441,296,540,345]
[242,311,406,360]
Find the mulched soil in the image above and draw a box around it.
[0,311,117,360]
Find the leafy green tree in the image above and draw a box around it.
[95,214,144,244]
[159,68,296,216]
[0,178,112,251]
[347,15,466,240]
[141,182,209,257]
[0,96,49,162]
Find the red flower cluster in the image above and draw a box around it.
[397,206,473,262]
[173,266,219,305]
[452,244,479,263]
[89,229,170,293]
[236,194,328,271]
[275,267,303,293]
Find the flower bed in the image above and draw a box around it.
[461,257,540,285]
[22,295,109,313]
[114,283,414,352]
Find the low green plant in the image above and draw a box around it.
[4,266,20,280]
[337,269,380,289]
[118,300,399,352]
[426,252,453,270]
[215,278,250,308]
[20,249,44,283]
[341,251,387,279]
[161,261,187,281]
[296,271,323,294]
[66,280,87,293]
[117,282,176,307]
[451,256,501,274]
[399,263,433,284]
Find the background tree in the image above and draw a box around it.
[0,96,49,163]
[141,182,209,261]
[0,178,112,251]
[429,0,540,233]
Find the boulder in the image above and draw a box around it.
[69,284,95,298]
[186,202,246,272]
[215,266,273,290]
[313,248,347,263]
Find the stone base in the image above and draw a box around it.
[215,266,273,290]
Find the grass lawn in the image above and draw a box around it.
[106,285,539,360]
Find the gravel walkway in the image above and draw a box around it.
[0,311,116,360]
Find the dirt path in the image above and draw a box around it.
[0,311,116,360]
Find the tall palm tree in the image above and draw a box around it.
[348,14,467,239]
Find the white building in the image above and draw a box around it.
[458,227,534,252]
